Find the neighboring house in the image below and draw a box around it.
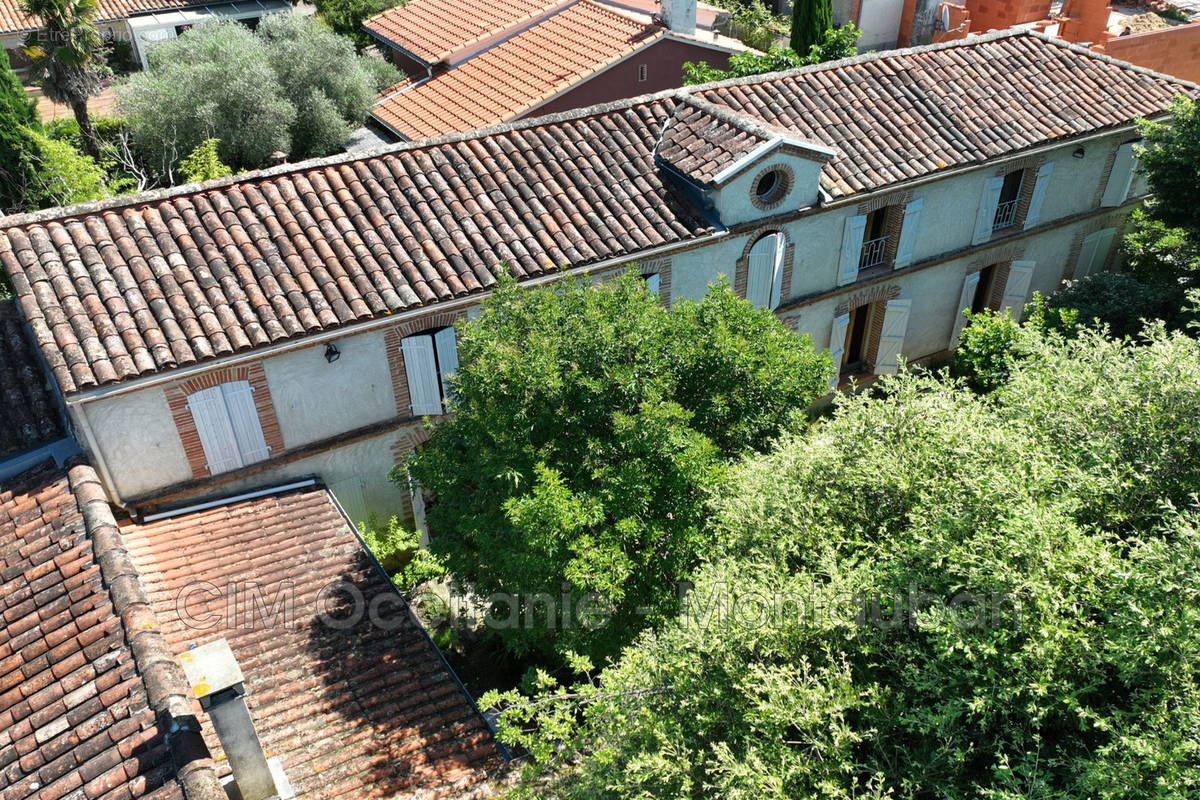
[0,30,1190,528]
[365,0,749,139]
[0,462,502,800]
[0,0,289,72]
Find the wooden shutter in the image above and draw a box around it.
[221,380,270,465]
[1023,162,1054,229]
[950,271,980,348]
[401,334,443,416]
[1001,261,1036,322]
[972,176,1005,244]
[1077,229,1116,278]
[746,234,779,307]
[643,272,661,296]
[1101,143,1136,207]
[874,298,912,375]
[893,196,923,268]
[434,326,459,401]
[187,385,243,475]
[838,215,867,286]
[827,312,850,390]
[769,235,786,310]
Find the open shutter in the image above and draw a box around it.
[949,271,981,348]
[1101,143,1136,207]
[893,196,923,269]
[746,234,779,307]
[1077,229,1116,278]
[434,327,460,401]
[769,235,786,310]
[874,298,912,375]
[221,380,270,465]
[1023,162,1054,229]
[827,312,850,390]
[972,176,1005,244]
[1001,261,1036,322]
[187,385,242,475]
[838,215,867,286]
[643,272,661,296]
[402,334,443,416]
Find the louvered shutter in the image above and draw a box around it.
[401,334,443,416]
[1101,143,1137,207]
[1077,229,1116,278]
[950,271,981,348]
[434,327,460,401]
[1001,261,1036,322]
[838,215,867,286]
[769,235,786,310]
[643,272,661,296]
[187,385,243,475]
[972,176,1005,244]
[746,234,779,307]
[221,380,270,465]
[827,312,850,390]
[893,197,923,268]
[1023,162,1054,229]
[874,299,912,375]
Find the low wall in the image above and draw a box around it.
[1096,23,1200,84]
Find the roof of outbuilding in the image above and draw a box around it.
[0,0,202,35]
[0,299,64,460]
[0,31,1191,395]
[363,0,562,65]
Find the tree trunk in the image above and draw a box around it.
[72,99,100,160]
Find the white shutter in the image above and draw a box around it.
[434,326,459,401]
[874,298,912,375]
[949,271,981,349]
[221,380,270,465]
[838,215,867,286]
[1001,261,1036,322]
[827,312,850,390]
[1101,143,1136,207]
[1077,229,1116,278]
[643,272,661,296]
[769,235,786,310]
[187,385,243,475]
[409,474,429,547]
[972,176,1005,244]
[401,334,443,416]
[893,196,923,269]
[746,234,779,307]
[1023,162,1054,229]
[330,477,368,525]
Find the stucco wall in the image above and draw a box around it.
[1097,24,1200,85]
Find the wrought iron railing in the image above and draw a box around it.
[859,235,889,269]
[993,199,1019,229]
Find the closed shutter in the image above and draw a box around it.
[643,272,661,296]
[893,196,924,268]
[972,176,1005,244]
[1023,162,1054,229]
[827,312,851,390]
[1001,261,1036,322]
[434,326,460,401]
[769,236,786,310]
[187,385,243,475]
[1077,229,1116,278]
[402,334,443,416]
[949,271,981,348]
[746,234,780,307]
[874,299,912,375]
[1101,143,1137,207]
[221,380,270,465]
[838,215,867,286]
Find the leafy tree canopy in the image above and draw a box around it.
[684,25,858,84]
[402,273,831,662]
[313,0,397,49]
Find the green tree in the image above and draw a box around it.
[178,138,233,183]
[402,273,830,662]
[790,0,833,55]
[486,324,1200,799]
[21,0,109,158]
[684,25,858,84]
[314,0,398,49]
[0,45,37,126]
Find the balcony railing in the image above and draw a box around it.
[993,199,1019,230]
[859,235,889,269]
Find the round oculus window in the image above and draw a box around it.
[753,168,787,205]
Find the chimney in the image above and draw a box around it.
[661,0,697,35]
[179,640,294,800]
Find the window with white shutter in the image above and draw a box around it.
[949,271,981,349]
[1023,162,1054,229]
[187,380,270,476]
[827,312,850,390]
[1101,142,1138,207]
[402,326,460,417]
[839,215,867,286]
[893,197,923,269]
[874,299,912,375]
[1001,261,1036,322]
[1076,229,1116,278]
[746,233,786,309]
[642,272,661,296]
[972,176,1005,244]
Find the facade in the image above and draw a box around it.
[0,31,1191,527]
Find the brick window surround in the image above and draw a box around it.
[638,256,673,303]
[166,363,285,480]
[967,244,1025,311]
[1064,214,1127,281]
[835,284,901,373]
[734,228,795,303]
[384,309,469,420]
[855,190,913,272]
[749,164,795,212]
[990,157,1044,237]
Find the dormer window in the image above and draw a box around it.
[751,167,790,209]
[993,170,1023,230]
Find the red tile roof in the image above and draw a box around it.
[0,0,203,36]
[119,482,503,799]
[0,299,64,460]
[372,0,670,139]
[363,0,562,65]
[0,32,1191,394]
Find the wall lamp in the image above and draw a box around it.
[1072,146,1086,159]
[324,343,341,363]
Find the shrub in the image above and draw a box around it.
[178,138,234,183]
[1047,271,1181,338]
[360,516,447,594]
[684,25,858,84]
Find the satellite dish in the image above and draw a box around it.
[940,4,951,31]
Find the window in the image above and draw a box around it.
[745,232,786,309]
[841,304,872,374]
[972,264,997,313]
[642,272,661,296]
[1076,228,1116,278]
[187,381,271,475]
[993,170,1023,229]
[402,326,459,416]
[637,64,648,82]
[753,168,788,206]
[1100,142,1138,207]
[859,207,891,269]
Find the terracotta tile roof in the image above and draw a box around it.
[372,0,670,140]
[0,299,64,460]
[0,462,223,800]
[363,0,562,65]
[0,0,204,36]
[119,482,503,799]
[0,32,1190,394]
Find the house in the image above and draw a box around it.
[0,461,503,800]
[364,0,750,139]
[0,31,1190,529]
